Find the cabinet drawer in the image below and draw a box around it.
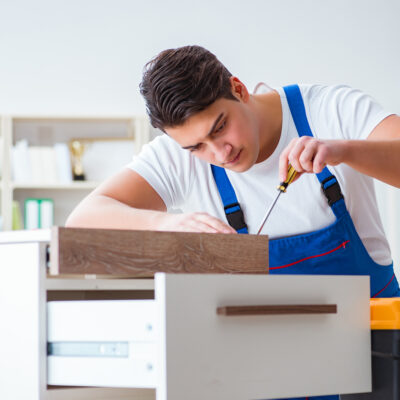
[47,300,156,388]
[47,274,371,399]
[156,274,371,400]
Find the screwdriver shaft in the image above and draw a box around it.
[256,191,282,235]
[256,164,298,235]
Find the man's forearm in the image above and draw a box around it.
[341,139,400,188]
[65,194,169,230]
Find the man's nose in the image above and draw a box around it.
[210,141,232,164]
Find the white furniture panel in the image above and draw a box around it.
[155,273,371,400]
[0,241,47,399]
[48,300,156,388]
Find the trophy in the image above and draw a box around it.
[70,140,86,181]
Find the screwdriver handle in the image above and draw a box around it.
[277,164,297,193]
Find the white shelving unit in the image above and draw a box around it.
[0,115,151,231]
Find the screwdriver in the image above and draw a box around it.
[256,164,298,235]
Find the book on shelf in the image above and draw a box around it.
[54,143,73,183]
[11,139,32,182]
[12,141,73,185]
[24,198,54,229]
[12,201,23,230]
[29,146,56,184]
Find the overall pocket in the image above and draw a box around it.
[270,240,350,273]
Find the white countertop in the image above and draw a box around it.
[0,228,51,243]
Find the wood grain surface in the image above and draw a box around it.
[50,227,269,277]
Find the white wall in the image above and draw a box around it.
[1,0,399,269]
[1,0,400,114]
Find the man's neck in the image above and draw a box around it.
[253,90,283,163]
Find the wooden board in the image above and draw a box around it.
[50,227,269,277]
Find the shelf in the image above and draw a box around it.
[11,181,99,190]
[1,114,150,231]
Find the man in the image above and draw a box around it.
[66,45,400,398]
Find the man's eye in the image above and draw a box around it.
[215,120,226,134]
[190,144,202,152]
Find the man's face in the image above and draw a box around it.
[165,93,260,172]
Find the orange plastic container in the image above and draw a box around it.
[370,297,400,329]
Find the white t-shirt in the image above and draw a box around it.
[127,84,393,265]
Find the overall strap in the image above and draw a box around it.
[210,164,248,234]
[283,84,346,219]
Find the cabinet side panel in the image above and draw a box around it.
[0,242,47,399]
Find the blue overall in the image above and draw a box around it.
[211,84,400,400]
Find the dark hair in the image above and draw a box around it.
[139,45,237,131]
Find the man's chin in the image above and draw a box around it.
[224,161,252,173]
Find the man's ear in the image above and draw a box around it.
[229,76,250,102]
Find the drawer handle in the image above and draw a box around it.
[217,304,337,316]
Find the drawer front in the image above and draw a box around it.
[47,300,156,388]
[47,275,371,399]
[155,273,371,400]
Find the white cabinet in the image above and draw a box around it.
[46,275,372,399]
[0,115,151,231]
[0,230,155,400]
[0,230,373,400]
